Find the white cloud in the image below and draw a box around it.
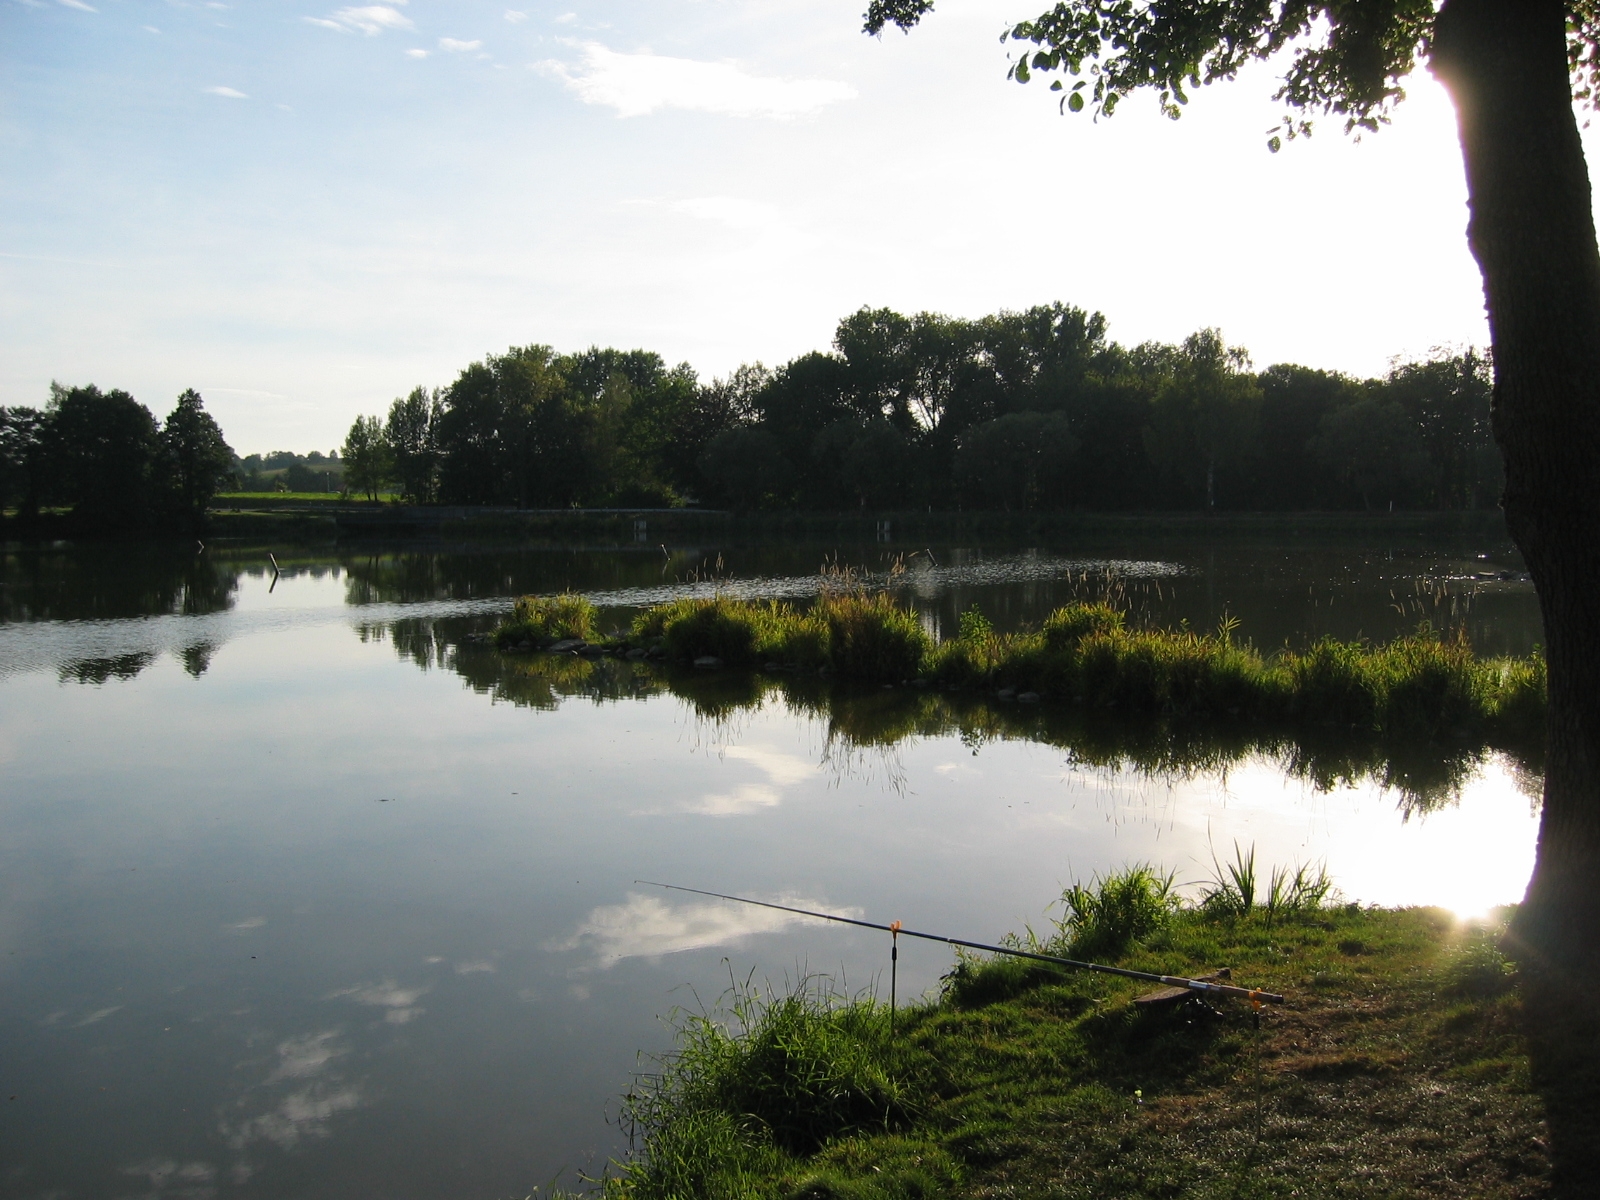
[56,0,97,11]
[671,196,786,232]
[552,892,848,966]
[406,48,428,58]
[306,4,413,35]
[539,43,857,119]
[142,24,160,33]
[503,9,526,22]
[439,37,482,52]
[552,11,576,23]
[205,86,249,99]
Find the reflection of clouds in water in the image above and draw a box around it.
[721,744,816,786]
[647,743,817,816]
[223,1084,364,1150]
[73,1005,122,1027]
[266,1030,345,1082]
[222,1028,363,1153]
[682,783,782,816]
[554,892,850,966]
[328,980,429,1025]
[226,917,266,931]
[454,959,496,974]
[122,1157,216,1195]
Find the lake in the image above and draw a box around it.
[0,532,1545,1199]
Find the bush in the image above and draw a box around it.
[1040,602,1124,651]
[649,597,772,666]
[494,592,595,646]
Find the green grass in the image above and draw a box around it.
[213,491,401,504]
[590,868,1548,1199]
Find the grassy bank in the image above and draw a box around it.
[595,870,1545,1199]
[494,594,1545,755]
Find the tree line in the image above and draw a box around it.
[0,304,1498,531]
[0,384,234,534]
[339,304,1498,513]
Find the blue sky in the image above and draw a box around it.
[4,0,1586,453]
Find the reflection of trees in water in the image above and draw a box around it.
[335,547,680,611]
[58,652,156,685]
[3,547,240,622]
[178,642,217,678]
[373,619,1539,814]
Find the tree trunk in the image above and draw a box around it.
[1433,0,1600,978]
[1434,6,1600,1184]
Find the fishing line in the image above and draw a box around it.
[635,881,1286,1005]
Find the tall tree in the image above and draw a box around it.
[342,414,391,501]
[1311,394,1430,510]
[386,387,439,505]
[162,389,235,531]
[863,0,1600,981]
[1143,330,1261,512]
[0,406,49,524]
[46,383,161,532]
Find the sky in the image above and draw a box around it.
[4,0,1594,454]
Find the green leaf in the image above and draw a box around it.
[1067,91,1085,112]
[1050,79,1063,91]
[1267,135,1282,153]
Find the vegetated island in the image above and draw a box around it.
[491,591,1545,762]
[582,870,1543,1199]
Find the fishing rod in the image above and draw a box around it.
[636,881,1285,1006]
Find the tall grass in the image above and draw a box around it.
[500,588,1545,751]
[1050,865,1181,960]
[1199,842,1334,923]
[614,977,915,1200]
[494,592,596,647]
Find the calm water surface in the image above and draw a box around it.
[0,536,1545,1199]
